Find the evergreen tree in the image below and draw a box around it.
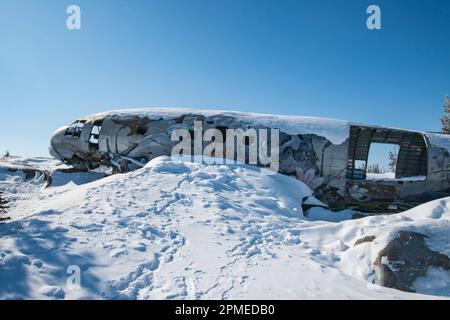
[388,151,398,172]
[441,96,450,134]
[368,163,384,174]
[0,192,10,223]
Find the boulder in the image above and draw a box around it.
[374,231,450,292]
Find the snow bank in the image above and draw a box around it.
[0,156,448,299]
[303,198,450,297]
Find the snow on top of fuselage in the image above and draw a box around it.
[83,108,351,145]
[424,132,450,151]
[83,108,450,147]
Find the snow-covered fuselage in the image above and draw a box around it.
[50,109,450,212]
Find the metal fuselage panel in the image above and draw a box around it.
[50,111,450,211]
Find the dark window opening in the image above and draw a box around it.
[347,126,427,181]
[89,120,103,149]
[65,120,86,137]
[136,127,148,136]
[89,126,101,145]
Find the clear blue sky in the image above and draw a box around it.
[0,0,449,157]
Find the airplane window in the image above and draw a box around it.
[65,121,79,136]
[136,127,148,135]
[355,160,367,170]
[65,120,85,137]
[90,125,101,145]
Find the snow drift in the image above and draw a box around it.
[0,156,449,299]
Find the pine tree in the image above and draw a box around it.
[441,96,450,134]
[368,163,383,174]
[0,192,11,223]
[388,151,398,173]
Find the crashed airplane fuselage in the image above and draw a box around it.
[50,109,450,212]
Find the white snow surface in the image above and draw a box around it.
[425,132,450,152]
[0,156,449,300]
[366,172,426,182]
[83,108,351,145]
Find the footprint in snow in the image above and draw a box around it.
[110,249,128,258]
[38,210,62,216]
[134,243,147,252]
[309,248,321,256]
[32,259,44,268]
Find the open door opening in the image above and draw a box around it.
[366,143,399,180]
[347,126,427,182]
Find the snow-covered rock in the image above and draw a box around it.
[0,156,449,299]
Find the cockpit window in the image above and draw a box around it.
[65,120,86,137]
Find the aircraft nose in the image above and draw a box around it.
[51,126,68,145]
[49,126,69,159]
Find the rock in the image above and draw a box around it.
[374,231,450,292]
[354,235,376,246]
[40,286,66,300]
[5,166,52,186]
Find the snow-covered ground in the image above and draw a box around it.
[366,172,426,182]
[0,156,449,300]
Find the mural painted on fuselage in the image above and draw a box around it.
[50,109,450,212]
